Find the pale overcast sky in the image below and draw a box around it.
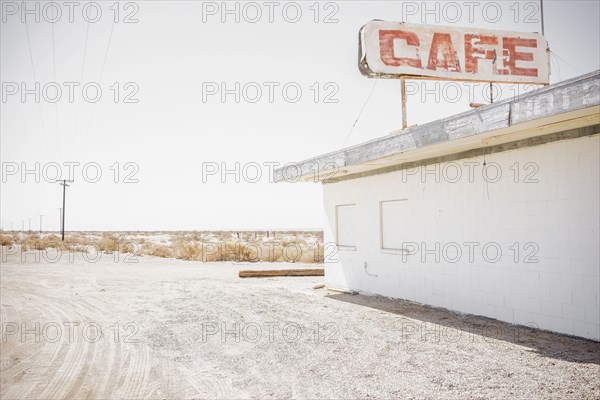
[1,0,599,231]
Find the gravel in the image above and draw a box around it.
[1,251,599,399]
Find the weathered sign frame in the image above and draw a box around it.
[358,20,551,129]
[359,20,550,85]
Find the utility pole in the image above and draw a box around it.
[540,0,545,36]
[57,180,73,241]
[39,214,44,234]
[28,218,31,232]
[57,208,63,233]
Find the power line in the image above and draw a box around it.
[98,4,118,84]
[550,50,585,75]
[83,2,119,153]
[51,9,62,161]
[24,18,51,155]
[550,52,562,82]
[79,5,92,87]
[342,80,378,147]
[343,78,494,149]
[73,2,93,154]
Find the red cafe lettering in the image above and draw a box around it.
[360,21,550,84]
[379,30,538,77]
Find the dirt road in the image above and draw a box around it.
[1,251,598,399]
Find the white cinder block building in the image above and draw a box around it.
[276,71,600,340]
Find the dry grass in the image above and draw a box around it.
[0,234,15,247]
[1,231,324,263]
[98,234,120,253]
[16,234,68,251]
[140,242,175,258]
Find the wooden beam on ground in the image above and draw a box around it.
[326,287,358,295]
[239,269,324,278]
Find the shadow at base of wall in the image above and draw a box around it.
[326,292,600,366]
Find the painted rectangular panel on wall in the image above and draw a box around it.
[381,200,407,250]
[380,199,426,251]
[336,204,357,248]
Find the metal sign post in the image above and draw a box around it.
[401,77,407,129]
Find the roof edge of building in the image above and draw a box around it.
[274,70,600,183]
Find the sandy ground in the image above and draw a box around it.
[1,251,599,399]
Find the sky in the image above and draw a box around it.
[1,0,599,231]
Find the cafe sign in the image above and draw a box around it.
[359,20,550,85]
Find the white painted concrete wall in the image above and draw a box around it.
[323,134,600,340]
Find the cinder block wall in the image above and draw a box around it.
[323,134,600,340]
